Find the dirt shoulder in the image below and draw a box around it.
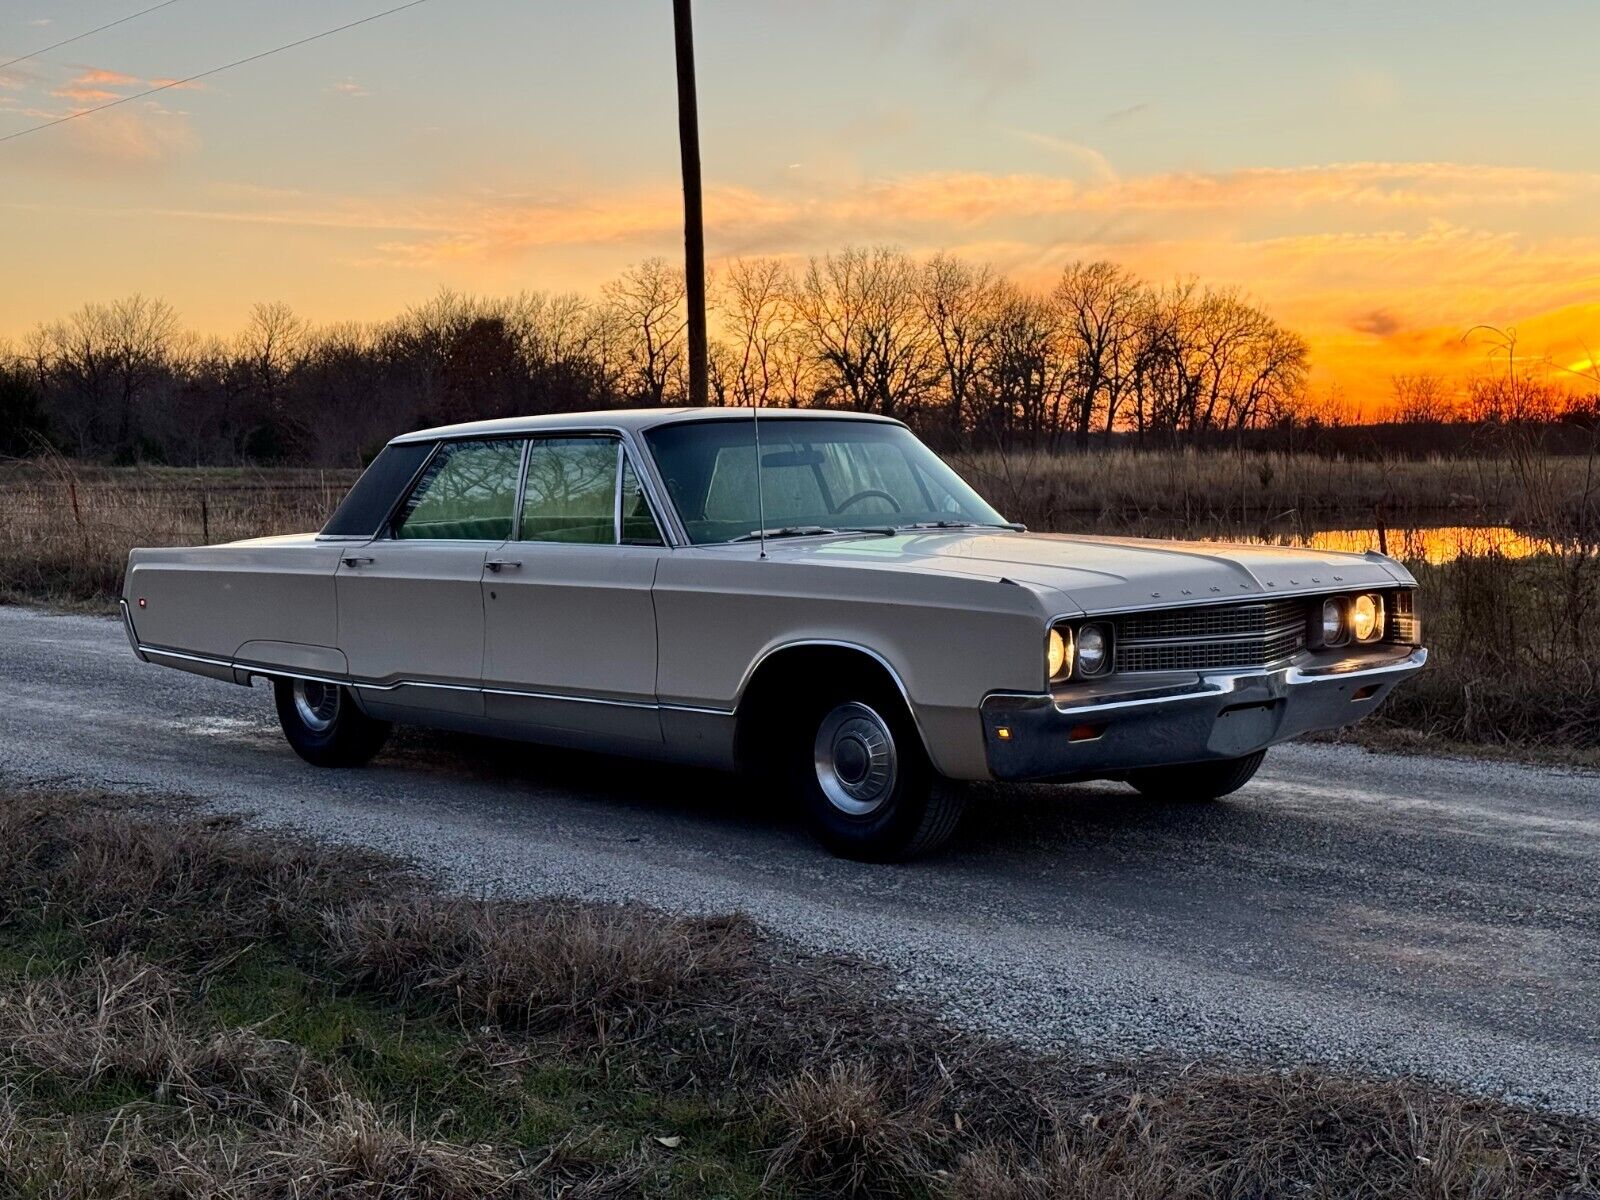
[0,786,1594,1199]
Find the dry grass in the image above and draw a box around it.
[2,446,1597,757]
[763,1061,945,1197]
[2,449,1592,609]
[320,896,754,1040]
[0,457,352,607]
[0,788,1596,1199]
[951,445,1598,528]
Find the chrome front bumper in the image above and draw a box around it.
[980,647,1427,782]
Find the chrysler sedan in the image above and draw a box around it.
[122,409,1426,860]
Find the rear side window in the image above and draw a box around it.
[321,442,432,537]
[394,439,524,541]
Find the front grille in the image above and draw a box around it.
[1113,598,1308,674]
[1387,589,1420,644]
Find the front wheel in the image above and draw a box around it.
[273,678,391,767]
[794,690,964,862]
[1125,750,1266,802]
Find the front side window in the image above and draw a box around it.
[620,453,665,546]
[518,438,620,544]
[394,438,523,540]
[644,418,1007,545]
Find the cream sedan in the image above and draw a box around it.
[123,409,1426,860]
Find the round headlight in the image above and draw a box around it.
[1047,628,1069,679]
[1351,593,1383,642]
[1076,623,1109,675]
[1321,598,1347,646]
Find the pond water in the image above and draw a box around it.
[1049,518,1569,564]
[1226,524,1553,565]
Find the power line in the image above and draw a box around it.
[0,0,433,146]
[0,0,186,73]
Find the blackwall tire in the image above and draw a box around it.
[793,685,964,862]
[1126,750,1266,802]
[273,678,391,768]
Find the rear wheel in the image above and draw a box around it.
[1125,750,1265,802]
[273,678,391,767]
[792,685,964,862]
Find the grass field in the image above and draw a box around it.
[2,787,1595,1199]
[953,446,1600,528]
[2,453,1596,761]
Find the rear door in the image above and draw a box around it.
[336,437,524,717]
[481,435,667,745]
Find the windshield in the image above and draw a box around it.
[643,418,1008,545]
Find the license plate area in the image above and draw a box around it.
[1207,699,1284,757]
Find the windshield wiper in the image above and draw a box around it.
[729,524,902,544]
[729,525,840,543]
[895,520,1028,532]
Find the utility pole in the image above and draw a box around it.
[673,0,708,407]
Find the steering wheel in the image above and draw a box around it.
[834,489,902,514]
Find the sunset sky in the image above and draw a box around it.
[2,0,1597,412]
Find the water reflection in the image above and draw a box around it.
[1053,517,1575,564]
[1254,525,1551,565]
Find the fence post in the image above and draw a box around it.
[201,491,210,543]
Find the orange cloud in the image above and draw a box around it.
[7,107,197,178]
[10,158,1594,409]
[74,68,140,87]
[51,86,121,103]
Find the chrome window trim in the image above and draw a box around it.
[613,441,626,545]
[619,427,687,547]
[618,441,668,547]
[509,437,534,542]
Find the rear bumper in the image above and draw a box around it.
[980,647,1427,782]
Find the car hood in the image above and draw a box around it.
[788,530,1414,614]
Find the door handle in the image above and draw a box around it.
[342,555,375,568]
[485,559,523,573]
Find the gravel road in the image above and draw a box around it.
[3,606,1598,1115]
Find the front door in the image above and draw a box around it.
[482,436,666,745]
[336,436,524,717]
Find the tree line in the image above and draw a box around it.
[0,247,1591,466]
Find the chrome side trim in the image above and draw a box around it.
[135,642,730,714]
[118,599,148,663]
[481,686,659,711]
[728,638,935,757]
[733,638,915,712]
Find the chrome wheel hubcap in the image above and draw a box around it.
[293,680,340,733]
[814,702,897,817]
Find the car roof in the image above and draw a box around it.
[389,407,903,444]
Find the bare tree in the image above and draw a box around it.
[917,253,998,437]
[720,257,798,409]
[1391,374,1451,424]
[603,258,688,406]
[981,281,1068,448]
[26,295,179,458]
[797,246,932,419]
[1052,261,1142,449]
